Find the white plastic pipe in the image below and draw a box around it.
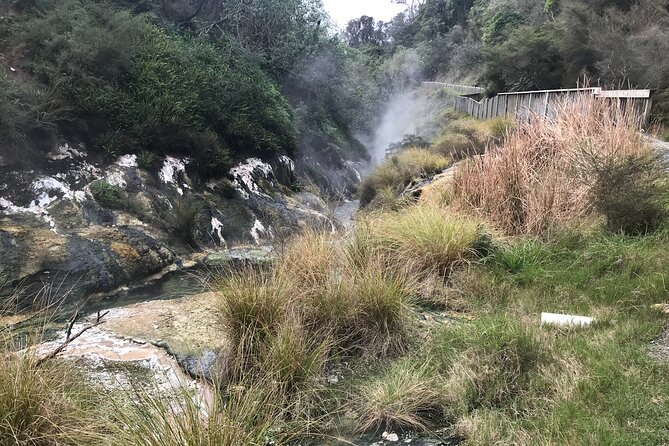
[541,312,594,327]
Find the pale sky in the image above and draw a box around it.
[323,0,406,28]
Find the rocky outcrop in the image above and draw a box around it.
[0,143,361,307]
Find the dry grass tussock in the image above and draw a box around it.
[451,95,657,235]
[108,380,286,446]
[359,149,450,209]
[213,219,485,435]
[354,205,487,277]
[430,117,511,160]
[0,339,101,446]
[351,360,444,433]
[216,230,417,383]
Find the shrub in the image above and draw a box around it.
[387,134,430,153]
[136,150,157,170]
[90,180,125,210]
[15,0,297,172]
[352,360,443,433]
[572,149,668,234]
[428,117,512,162]
[167,197,202,245]
[429,132,473,160]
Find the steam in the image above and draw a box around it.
[369,90,428,163]
[366,49,438,164]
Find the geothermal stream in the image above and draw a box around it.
[28,266,215,407]
[27,199,359,409]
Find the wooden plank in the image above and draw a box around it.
[596,90,651,99]
[499,87,601,96]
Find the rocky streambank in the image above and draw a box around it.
[0,142,365,308]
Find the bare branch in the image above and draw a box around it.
[36,310,109,367]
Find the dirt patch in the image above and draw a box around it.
[102,291,225,353]
[649,326,669,361]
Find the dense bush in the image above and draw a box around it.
[574,150,669,234]
[451,95,663,235]
[384,0,669,122]
[9,0,297,174]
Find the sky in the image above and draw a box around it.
[323,0,405,28]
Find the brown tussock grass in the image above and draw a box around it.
[450,94,653,235]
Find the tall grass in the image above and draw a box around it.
[429,117,512,161]
[359,149,450,209]
[355,205,486,277]
[0,342,100,445]
[211,229,422,440]
[352,360,443,433]
[451,95,658,235]
[109,382,285,446]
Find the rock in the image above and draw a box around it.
[204,246,274,268]
[177,349,219,381]
[0,142,362,308]
[382,432,399,442]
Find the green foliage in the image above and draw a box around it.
[90,180,125,210]
[482,25,563,93]
[11,0,297,174]
[481,12,524,45]
[167,197,202,245]
[574,150,669,234]
[136,150,157,170]
[433,317,548,409]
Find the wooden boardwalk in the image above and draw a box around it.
[423,82,653,126]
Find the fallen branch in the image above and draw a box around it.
[36,310,109,367]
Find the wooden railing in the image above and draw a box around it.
[422,83,653,126]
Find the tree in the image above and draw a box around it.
[345,16,388,48]
[482,26,564,93]
[393,0,425,19]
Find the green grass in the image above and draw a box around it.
[90,180,126,210]
[438,227,669,445]
[357,205,488,277]
[351,359,443,433]
[6,211,669,445]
